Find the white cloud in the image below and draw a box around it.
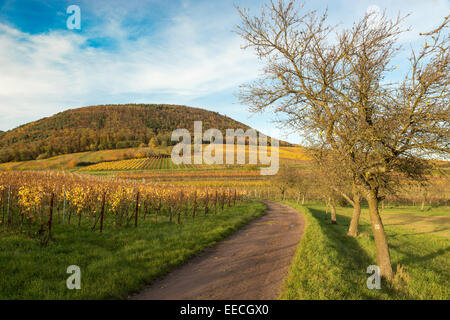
[1,0,448,139]
[0,11,261,130]
[353,1,450,42]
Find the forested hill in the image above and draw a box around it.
[0,104,285,163]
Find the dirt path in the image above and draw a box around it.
[129,201,305,300]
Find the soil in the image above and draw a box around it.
[129,201,305,300]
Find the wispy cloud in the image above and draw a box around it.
[0,0,448,145]
[0,1,261,130]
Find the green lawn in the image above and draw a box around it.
[0,201,265,299]
[382,204,450,217]
[280,202,450,300]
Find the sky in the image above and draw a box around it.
[0,0,448,143]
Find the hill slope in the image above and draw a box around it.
[0,104,281,163]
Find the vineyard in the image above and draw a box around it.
[81,146,311,172]
[0,145,311,172]
[0,171,247,242]
[83,156,194,171]
[114,169,264,180]
[83,155,252,171]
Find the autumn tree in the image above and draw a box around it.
[274,167,298,200]
[149,137,159,148]
[312,147,361,231]
[236,1,449,279]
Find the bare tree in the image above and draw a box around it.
[235,1,449,280]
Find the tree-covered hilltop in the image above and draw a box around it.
[0,104,286,163]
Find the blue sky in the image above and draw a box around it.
[0,0,448,143]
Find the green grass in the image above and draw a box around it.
[280,202,450,300]
[382,204,450,217]
[0,201,265,299]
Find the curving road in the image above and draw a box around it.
[129,201,305,300]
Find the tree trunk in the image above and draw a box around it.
[330,201,337,224]
[367,190,393,280]
[347,193,361,237]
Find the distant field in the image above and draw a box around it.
[83,156,195,171]
[0,145,310,171]
[381,205,450,217]
[0,147,168,171]
[83,146,310,171]
[379,206,450,239]
[113,169,263,179]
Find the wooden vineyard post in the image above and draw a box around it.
[233,189,237,206]
[221,190,225,211]
[184,197,189,217]
[204,189,209,215]
[99,192,106,233]
[169,194,173,223]
[228,188,232,207]
[6,185,11,225]
[178,191,183,224]
[156,197,161,223]
[135,192,140,227]
[214,190,218,215]
[193,190,197,219]
[47,193,55,239]
[62,186,66,224]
